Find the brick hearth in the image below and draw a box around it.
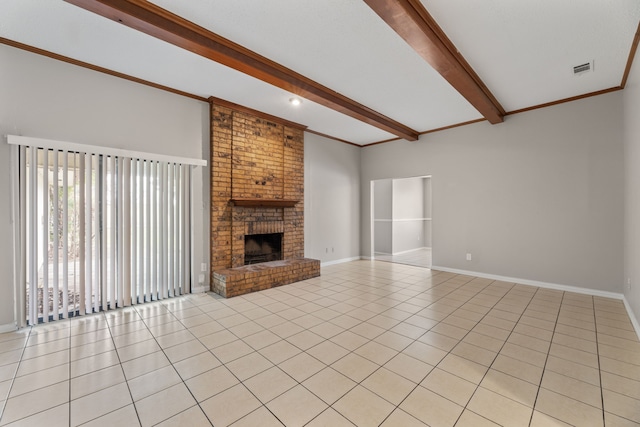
[212,258,320,298]
[209,99,320,297]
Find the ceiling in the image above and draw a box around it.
[2,0,639,146]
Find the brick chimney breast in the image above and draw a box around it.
[210,103,319,297]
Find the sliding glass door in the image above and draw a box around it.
[19,145,193,325]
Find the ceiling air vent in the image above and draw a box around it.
[573,61,593,75]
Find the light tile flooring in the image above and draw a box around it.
[375,248,432,268]
[0,260,639,426]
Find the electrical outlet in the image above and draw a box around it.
[627,278,632,289]
[200,263,207,272]
[198,273,205,284]
[466,253,472,261]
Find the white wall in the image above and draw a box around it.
[392,177,425,254]
[623,42,640,325]
[304,133,360,263]
[0,44,210,328]
[362,92,624,293]
[373,179,392,254]
[424,177,432,247]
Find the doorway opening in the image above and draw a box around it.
[371,176,432,268]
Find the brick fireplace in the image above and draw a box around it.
[209,99,320,297]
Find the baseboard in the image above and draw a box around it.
[0,323,17,334]
[392,247,430,256]
[622,296,640,341]
[321,256,362,267]
[430,265,624,300]
[191,285,207,294]
[322,258,640,341]
[431,265,640,340]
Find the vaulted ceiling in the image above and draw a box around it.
[2,0,639,145]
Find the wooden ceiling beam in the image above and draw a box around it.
[64,0,419,141]
[364,0,505,124]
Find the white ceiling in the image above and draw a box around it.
[1,0,639,145]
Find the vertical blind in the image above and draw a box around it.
[12,138,199,325]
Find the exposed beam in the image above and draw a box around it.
[64,0,419,141]
[364,0,505,124]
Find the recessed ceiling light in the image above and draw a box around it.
[289,97,302,106]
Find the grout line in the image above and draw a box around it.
[217,266,462,424]
[526,290,564,426]
[68,320,71,426]
[594,298,607,426]
[160,302,218,427]
[378,278,499,425]
[0,326,33,425]
[165,296,280,426]
[448,283,543,426]
[103,311,143,426]
[188,298,293,426]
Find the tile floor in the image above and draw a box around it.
[0,260,639,426]
[375,248,432,268]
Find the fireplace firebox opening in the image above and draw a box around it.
[244,233,283,265]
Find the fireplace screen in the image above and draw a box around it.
[244,233,283,265]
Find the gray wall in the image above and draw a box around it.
[392,177,426,254]
[624,43,640,324]
[373,179,392,254]
[304,133,361,263]
[361,91,624,292]
[373,179,393,219]
[393,177,424,219]
[0,44,210,328]
[424,177,432,247]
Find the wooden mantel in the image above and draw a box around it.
[230,198,299,208]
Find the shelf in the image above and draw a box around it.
[373,218,431,222]
[231,198,299,208]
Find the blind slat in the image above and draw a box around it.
[109,157,116,308]
[130,159,137,305]
[61,152,69,319]
[184,166,191,294]
[52,151,59,321]
[145,161,152,303]
[160,164,172,298]
[101,157,109,311]
[79,154,85,316]
[93,155,100,314]
[174,164,180,296]
[42,149,49,323]
[28,148,37,325]
[123,158,131,307]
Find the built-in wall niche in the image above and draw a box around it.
[372,176,432,266]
